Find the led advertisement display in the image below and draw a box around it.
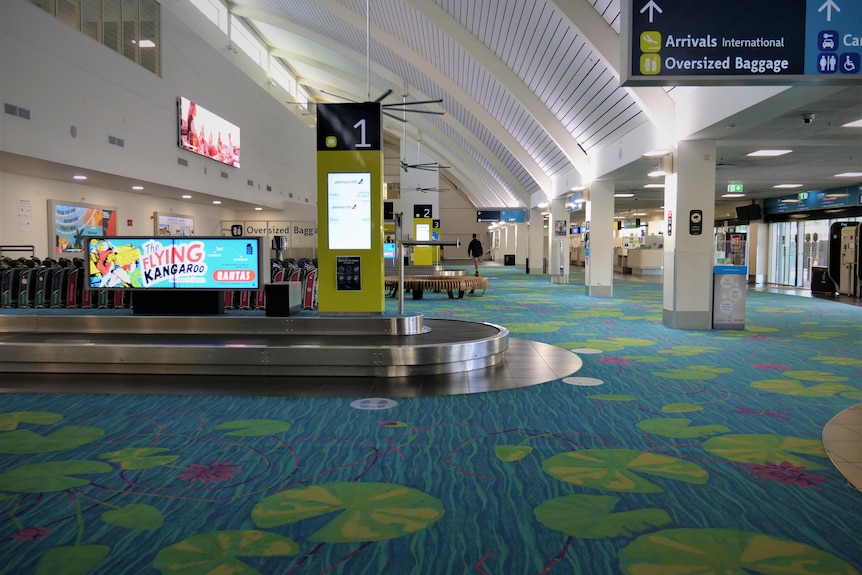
[178,97,241,167]
[87,237,260,290]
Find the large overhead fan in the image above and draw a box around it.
[406,185,450,194]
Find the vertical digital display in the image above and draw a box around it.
[327,172,371,250]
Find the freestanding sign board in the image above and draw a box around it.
[316,103,384,313]
[622,0,861,85]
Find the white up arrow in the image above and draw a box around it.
[818,0,841,22]
[640,0,663,23]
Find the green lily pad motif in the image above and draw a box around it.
[535,494,671,539]
[587,394,638,402]
[657,346,722,356]
[621,355,667,364]
[251,482,444,543]
[99,447,179,470]
[783,370,849,383]
[502,321,567,333]
[36,545,110,575]
[619,528,859,575]
[702,434,828,470]
[564,338,656,352]
[811,356,862,367]
[794,331,847,340]
[214,419,292,437]
[542,449,708,493]
[102,504,164,530]
[0,411,62,431]
[153,530,298,575]
[637,418,729,438]
[751,379,856,397]
[652,366,732,380]
[0,460,113,493]
[495,445,533,462]
[842,390,862,400]
[660,403,703,413]
[0,426,104,454]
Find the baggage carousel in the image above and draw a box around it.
[0,311,583,395]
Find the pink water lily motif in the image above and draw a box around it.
[742,460,831,490]
[12,527,51,541]
[176,461,242,484]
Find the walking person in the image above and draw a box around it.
[468,233,483,276]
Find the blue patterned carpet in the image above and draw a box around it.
[1,266,860,575]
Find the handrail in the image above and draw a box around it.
[0,245,36,258]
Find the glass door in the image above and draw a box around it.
[769,221,798,286]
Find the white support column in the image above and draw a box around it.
[662,140,717,329]
[549,197,570,283]
[528,208,545,275]
[515,222,528,269]
[585,180,614,297]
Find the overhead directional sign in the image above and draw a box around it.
[621,0,861,85]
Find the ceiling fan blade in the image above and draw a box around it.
[382,107,445,115]
[383,98,443,108]
[373,88,394,103]
[383,111,407,122]
[319,90,359,103]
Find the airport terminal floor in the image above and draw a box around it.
[1,263,860,495]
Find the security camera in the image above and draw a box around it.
[802,113,815,124]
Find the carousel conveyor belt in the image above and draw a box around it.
[0,313,509,377]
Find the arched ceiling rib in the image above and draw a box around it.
[229,0,652,208]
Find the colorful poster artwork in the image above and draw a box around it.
[54,204,117,253]
[87,237,259,289]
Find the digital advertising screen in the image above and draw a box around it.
[383,242,397,258]
[178,97,241,168]
[86,237,261,290]
[327,172,371,250]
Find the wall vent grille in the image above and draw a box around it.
[177,157,188,167]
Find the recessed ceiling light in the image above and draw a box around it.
[842,118,862,128]
[254,207,263,211]
[722,193,746,198]
[747,149,792,157]
[212,200,222,205]
[181,195,192,199]
[648,169,668,177]
[615,193,635,198]
[773,184,802,188]
[139,40,156,48]
[537,201,549,208]
[73,175,87,180]
[643,184,665,188]
[632,212,647,216]
[835,172,862,177]
[132,185,144,190]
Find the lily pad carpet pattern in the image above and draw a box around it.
[1,266,860,574]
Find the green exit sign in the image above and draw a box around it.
[727,184,744,193]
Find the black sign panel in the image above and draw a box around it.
[317,103,382,151]
[624,0,806,84]
[689,209,703,235]
[335,256,362,291]
[477,210,500,222]
[414,204,433,218]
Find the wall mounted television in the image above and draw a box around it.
[177,97,241,168]
[86,236,261,290]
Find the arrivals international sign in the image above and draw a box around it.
[621,0,861,85]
